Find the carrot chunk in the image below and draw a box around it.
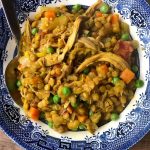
[44,10,56,19]
[78,115,88,122]
[96,12,103,17]
[120,68,135,84]
[111,14,119,24]
[28,107,40,120]
[98,64,109,75]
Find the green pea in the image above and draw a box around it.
[83,68,90,75]
[47,47,54,54]
[112,77,120,84]
[16,80,21,88]
[31,28,38,35]
[53,95,61,104]
[89,110,93,116]
[121,33,130,41]
[135,79,144,88]
[79,124,86,130]
[72,4,81,12]
[62,86,72,96]
[111,113,119,121]
[48,121,53,128]
[100,3,110,14]
[131,65,138,73]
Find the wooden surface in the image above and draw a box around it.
[0,130,150,150]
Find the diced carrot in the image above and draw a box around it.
[78,115,88,122]
[96,12,103,17]
[28,107,40,120]
[111,14,120,33]
[44,10,56,19]
[98,64,109,75]
[67,105,73,114]
[120,68,135,84]
[111,14,119,24]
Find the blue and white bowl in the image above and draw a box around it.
[0,0,150,149]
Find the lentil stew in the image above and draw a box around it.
[17,0,143,133]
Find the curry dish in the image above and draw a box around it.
[17,0,143,133]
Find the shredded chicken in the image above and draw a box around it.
[78,37,101,51]
[58,16,87,61]
[42,16,86,66]
[76,52,130,73]
[84,0,102,17]
[20,19,31,52]
[24,19,31,43]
